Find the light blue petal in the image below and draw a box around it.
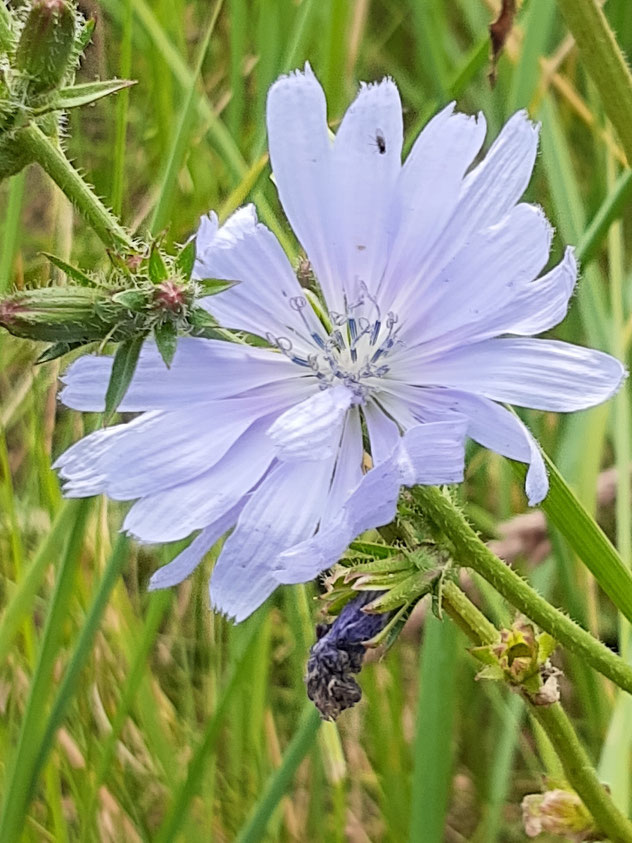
[210,457,336,622]
[59,338,306,412]
[274,419,467,585]
[390,111,540,316]
[401,203,554,351]
[193,204,322,349]
[379,103,486,309]
[267,64,344,314]
[123,416,277,542]
[363,400,400,463]
[395,338,625,412]
[330,78,403,300]
[321,407,363,522]
[266,384,352,461]
[55,383,313,500]
[147,503,242,591]
[404,386,548,505]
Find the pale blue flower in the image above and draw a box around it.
[55,65,623,621]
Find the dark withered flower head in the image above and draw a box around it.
[305,592,392,720]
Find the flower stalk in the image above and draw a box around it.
[441,580,632,843]
[411,485,632,697]
[20,123,135,253]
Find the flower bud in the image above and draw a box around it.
[16,0,76,94]
[0,286,140,344]
[522,789,598,841]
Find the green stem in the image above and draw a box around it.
[555,0,632,166]
[412,486,632,696]
[20,123,136,253]
[441,582,632,843]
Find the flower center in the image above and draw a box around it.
[266,288,401,401]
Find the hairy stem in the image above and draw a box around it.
[21,124,136,253]
[441,581,632,843]
[412,485,632,696]
[555,0,632,166]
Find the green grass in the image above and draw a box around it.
[1,0,632,839]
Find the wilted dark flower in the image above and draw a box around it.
[305,592,392,720]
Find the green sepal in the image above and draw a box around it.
[148,247,168,284]
[188,306,216,329]
[430,567,445,619]
[76,16,95,52]
[372,600,420,652]
[475,665,505,682]
[104,335,145,421]
[154,320,177,368]
[470,646,498,667]
[36,339,84,363]
[537,632,558,663]
[41,252,93,285]
[111,290,147,311]
[506,641,533,665]
[54,78,136,110]
[341,555,413,579]
[195,278,238,297]
[363,568,441,614]
[347,540,400,559]
[175,239,196,279]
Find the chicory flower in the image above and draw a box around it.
[54,65,623,621]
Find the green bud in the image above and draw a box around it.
[522,788,598,841]
[0,286,142,344]
[16,0,76,94]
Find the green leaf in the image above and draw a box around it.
[36,340,83,363]
[409,615,459,842]
[175,238,196,279]
[512,452,632,626]
[28,537,129,802]
[234,706,321,843]
[196,278,239,297]
[111,289,147,311]
[154,321,177,368]
[55,78,136,110]
[148,247,169,284]
[41,252,93,286]
[104,335,145,421]
[0,501,91,843]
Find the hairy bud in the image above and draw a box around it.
[16,0,76,94]
[0,286,141,344]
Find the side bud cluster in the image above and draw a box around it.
[0,240,235,367]
[0,0,132,179]
[472,616,561,705]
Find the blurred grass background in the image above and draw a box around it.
[1,0,632,840]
